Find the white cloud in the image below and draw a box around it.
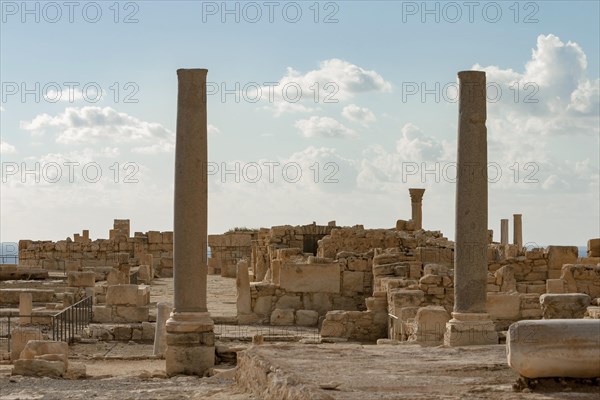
[20,107,175,154]
[473,34,599,141]
[342,104,376,126]
[294,116,358,139]
[0,106,5,112]
[356,123,451,191]
[259,59,391,116]
[0,140,17,154]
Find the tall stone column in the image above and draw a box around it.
[500,219,509,245]
[513,214,523,249]
[165,68,214,376]
[409,188,425,230]
[444,71,497,346]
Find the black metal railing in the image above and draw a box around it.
[51,296,93,343]
[0,315,47,357]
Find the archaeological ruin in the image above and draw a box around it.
[1,69,598,399]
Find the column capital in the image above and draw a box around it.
[409,188,425,202]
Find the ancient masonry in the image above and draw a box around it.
[2,69,599,381]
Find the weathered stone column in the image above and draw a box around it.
[409,188,425,230]
[513,214,523,249]
[500,219,509,245]
[444,71,497,346]
[165,69,214,376]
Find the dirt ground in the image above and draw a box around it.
[1,276,598,399]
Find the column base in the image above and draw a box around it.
[165,311,214,376]
[444,312,498,346]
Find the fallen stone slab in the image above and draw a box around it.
[507,319,600,378]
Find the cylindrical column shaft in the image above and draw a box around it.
[500,219,509,245]
[409,188,426,230]
[513,214,523,249]
[454,70,488,314]
[173,69,208,313]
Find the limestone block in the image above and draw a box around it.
[295,310,319,326]
[137,286,150,306]
[587,238,600,257]
[253,295,274,316]
[114,306,149,323]
[106,285,139,305]
[389,289,424,314]
[160,231,173,244]
[279,262,340,293]
[546,279,565,294]
[20,340,68,362]
[347,258,368,271]
[147,231,162,244]
[420,274,442,285]
[423,264,449,276]
[275,295,302,310]
[12,359,65,378]
[67,271,96,288]
[507,319,600,378]
[410,306,451,344]
[270,309,294,326]
[342,271,364,293]
[547,246,578,273]
[92,306,112,323]
[320,320,345,337]
[540,293,591,319]
[487,293,520,320]
[107,269,129,285]
[137,265,153,283]
[141,321,156,341]
[302,293,333,315]
[65,260,81,272]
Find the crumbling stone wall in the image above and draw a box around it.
[250,223,335,282]
[245,250,370,326]
[208,231,256,278]
[18,219,173,277]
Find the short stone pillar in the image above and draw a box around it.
[236,260,257,324]
[153,302,172,357]
[236,260,251,315]
[19,293,33,325]
[500,219,509,245]
[444,71,497,346]
[165,68,214,376]
[513,214,523,249]
[409,188,425,230]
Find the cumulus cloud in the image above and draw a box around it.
[356,123,452,191]
[473,34,599,141]
[20,106,175,154]
[258,59,391,116]
[1,140,17,154]
[294,116,358,139]
[342,104,376,126]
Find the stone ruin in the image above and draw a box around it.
[1,69,598,388]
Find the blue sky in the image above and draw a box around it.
[1,0,599,247]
